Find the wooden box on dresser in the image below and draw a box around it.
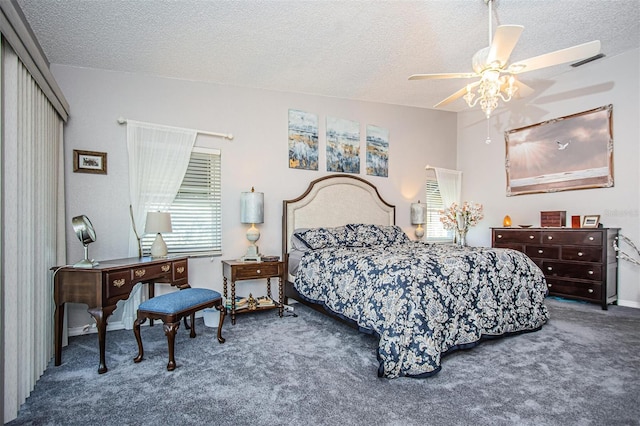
[491,227,619,310]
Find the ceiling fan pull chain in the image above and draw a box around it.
[485,118,492,144]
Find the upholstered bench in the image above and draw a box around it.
[133,288,225,371]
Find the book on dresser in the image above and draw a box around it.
[491,227,619,310]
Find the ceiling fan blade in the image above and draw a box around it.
[508,40,601,74]
[503,79,535,99]
[409,72,477,80]
[487,25,524,67]
[433,81,480,108]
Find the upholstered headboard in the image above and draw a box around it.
[282,174,395,258]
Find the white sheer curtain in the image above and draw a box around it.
[2,40,66,422]
[434,168,462,210]
[121,120,197,329]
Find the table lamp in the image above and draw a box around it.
[411,200,427,239]
[145,211,172,257]
[240,187,264,262]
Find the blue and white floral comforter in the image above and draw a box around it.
[293,227,549,378]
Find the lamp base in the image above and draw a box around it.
[150,233,168,258]
[414,224,425,239]
[241,244,261,262]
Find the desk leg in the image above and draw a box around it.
[54,302,65,366]
[88,305,117,374]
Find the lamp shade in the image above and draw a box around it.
[241,188,264,224]
[411,201,427,225]
[145,211,172,234]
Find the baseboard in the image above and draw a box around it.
[67,311,205,337]
[617,299,640,309]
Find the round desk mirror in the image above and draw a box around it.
[72,215,98,268]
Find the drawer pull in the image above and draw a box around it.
[497,234,503,238]
[256,269,261,274]
[113,278,126,288]
[134,269,146,278]
[588,270,594,275]
[547,284,552,288]
[538,249,544,254]
[589,236,594,241]
[588,288,594,293]
[547,266,553,271]
[529,235,535,239]
[161,265,171,272]
[177,266,185,274]
[578,252,583,257]
[547,236,553,240]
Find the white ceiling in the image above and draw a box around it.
[16,0,640,111]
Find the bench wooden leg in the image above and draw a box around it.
[216,304,226,344]
[163,321,180,371]
[133,317,147,363]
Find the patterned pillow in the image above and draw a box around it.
[293,227,339,250]
[346,224,409,247]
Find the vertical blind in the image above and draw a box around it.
[2,39,65,423]
[141,149,222,255]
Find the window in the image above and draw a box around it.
[425,179,453,242]
[141,147,222,255]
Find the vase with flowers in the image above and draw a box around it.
[439,201,484,247]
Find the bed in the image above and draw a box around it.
[282,174,549,378]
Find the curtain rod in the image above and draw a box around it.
[117,117,233,140]
[425,165,460,174]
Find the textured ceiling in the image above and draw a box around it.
[16,0,640,111]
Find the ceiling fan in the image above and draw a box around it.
[409,0,601,119]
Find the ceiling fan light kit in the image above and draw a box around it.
[409,0,601,142]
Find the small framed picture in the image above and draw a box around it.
[73,150,107,174]
[582,215,600,228]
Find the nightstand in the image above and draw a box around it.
[221,260,285,325]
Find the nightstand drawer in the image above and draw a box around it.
[235,263,280,279]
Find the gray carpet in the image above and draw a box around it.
[9,298,640,426]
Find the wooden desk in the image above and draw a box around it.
[52,256,188,373]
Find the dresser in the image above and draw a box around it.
[491,227,619,309]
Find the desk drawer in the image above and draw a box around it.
[106,271,133,298]
[235,263,280,279]
[131,262,173,282]
[172,259,189,286]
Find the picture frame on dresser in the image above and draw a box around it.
[582,215,600,228]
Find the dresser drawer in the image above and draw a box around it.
[541,231,602,245]
[235,263,281,279]
[546,278,602,302]
[106,270,133,299]
[542,261,602,281]
[494,243,525,252]
[561,246,602,262]
[525,245,560,259]
[493,230,540,244]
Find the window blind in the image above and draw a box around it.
[425,179,453,241]
[141,149,222,255]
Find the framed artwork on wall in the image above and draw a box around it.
[73,150,107,174]
[505,104,613,196]
[326,116,360,174]
[288,109,319,170]
[366,125,389,177]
